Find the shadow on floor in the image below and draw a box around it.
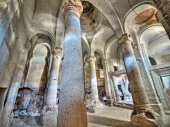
[88,115,131,127]
[12,116,42,127]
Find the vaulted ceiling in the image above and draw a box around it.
[21,0,170,69]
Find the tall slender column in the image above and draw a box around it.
[57,0,87,127]
[43,47,62,126]
[88,56,100,106]
[118,34,159,127]
[2,49,29,127]
[46,47,62,109]
[102,59,113,103]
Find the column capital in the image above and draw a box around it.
[52,47,62,56]
[117,33,133,45]
[87,56,96,62]
[62,0,83,18]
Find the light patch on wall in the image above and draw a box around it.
[99,69,104,78]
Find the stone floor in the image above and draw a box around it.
[12,116,42,127]
[88,105,132,127]
[11,105,132,127]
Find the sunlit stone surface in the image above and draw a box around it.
[0,0,170,127]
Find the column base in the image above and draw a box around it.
[86,101,103,113]
[131,109,162,127]
[105,99,114,107]
[1,109,14,127]
[41,106,58,126]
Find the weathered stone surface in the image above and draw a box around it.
[133,47,164,115]
[88,56,100,106]
[118,34,160,127]
[43,48,62,126]
[42,110,58,127]
[46,48,61,109]
[118,34,150,109]
[131,109,160,127]
[153,0,170,27]
[1,49,29,127]
[57,1,87,126]
[0,0,170,127]
[0,0,19,45]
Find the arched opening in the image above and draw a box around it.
[13,44,50,124]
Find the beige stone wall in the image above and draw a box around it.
[0,2,27,123]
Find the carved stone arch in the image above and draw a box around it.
[33,39,51,54]
[123,2,158,45]
[91,26,113,57]
[29,28,55,47]
[81,35,90,55]
[123,1,156,33]
[95,49,104,60]
[32,43,49,57]
[94,49,105,60]
[105,38,120,67]
[104,35,117,56]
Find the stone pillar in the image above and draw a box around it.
[57,0,87,127]
[43,47,62,126]
[118,34,160,127]
[46,47,62,109]
[2,49,29,127]
[88,56,100,106]
[103,59,112,99]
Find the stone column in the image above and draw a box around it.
[2,49,29,127]
[102,59,113,104]
[118,34,159,127]
[46,47,62,109]
[88,56,100,106]
[57,0,87,127]
[43,47,62,126]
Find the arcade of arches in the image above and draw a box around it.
[0,0,170,127]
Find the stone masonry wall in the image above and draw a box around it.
[0,1,27,125]
[153,0,170,27]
